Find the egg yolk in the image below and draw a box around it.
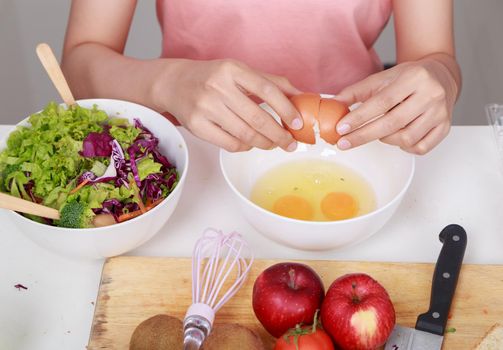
[273,195,314,221]
[321,192,358,220]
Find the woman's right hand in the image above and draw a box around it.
[153,59,303,152]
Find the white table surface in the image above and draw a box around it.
[1,125,502,350]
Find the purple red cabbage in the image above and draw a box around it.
[128,147,142,188]
[141,174,163,201]
[152,149,172,168]
[123,202,140,213]
[141,170,177,201]
[14,284,28,291]
[79,118,178,221]
[93,198,123,221]
[24,180,38,203]
[134,118,153,135]
[128,121,173,168]
[80,132,114,157]
[24,180,52,225]
[93,199,142,222]
[111,140,125,170]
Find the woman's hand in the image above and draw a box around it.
[154,59,303,152]
[334,55,460,155]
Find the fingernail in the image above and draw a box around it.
[291,118,303,130]
[337,123,351,134]
[286,141,297,152]
[337,138,351,150]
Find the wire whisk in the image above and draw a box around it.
[183,228,254,350]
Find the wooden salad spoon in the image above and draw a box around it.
[36,43,76,107]
[0,192,115,227]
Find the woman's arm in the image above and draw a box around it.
[62,0,154,104]
[334,0,461,155]
[62,0,302,152]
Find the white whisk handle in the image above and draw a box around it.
[184,303,215,326]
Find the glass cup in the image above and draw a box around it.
[485,103,503,173]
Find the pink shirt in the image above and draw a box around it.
[156,0,392,94]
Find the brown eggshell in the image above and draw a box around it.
[318,98,350,145]
[285,93,320,144]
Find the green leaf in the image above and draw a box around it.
[90,161,108,177]
[109,124,141,150]
[107,117,129,126]
[136,156,162,181]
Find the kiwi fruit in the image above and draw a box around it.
[201,323,265,350]
[129,314,183,350]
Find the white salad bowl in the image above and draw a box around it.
[0,99,188,259]
[220,104,415,251]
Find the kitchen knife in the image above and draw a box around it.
[384,224,467,350]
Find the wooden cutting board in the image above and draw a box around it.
[88,257,503,349]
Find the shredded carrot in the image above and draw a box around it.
[117,210,144,223]
[117,197,165,223]
[137,200,147,213]
[70,178,90,194]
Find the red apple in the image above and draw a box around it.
[320,273,395,350]
[252,262,325,337]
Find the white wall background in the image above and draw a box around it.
[1,0,502,125]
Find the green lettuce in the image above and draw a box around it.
[136,155,163,181]
[0,102,139,211]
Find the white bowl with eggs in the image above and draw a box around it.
[0,99,188,259]
[220,101,414,251]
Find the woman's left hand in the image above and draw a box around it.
[334,55,459,155]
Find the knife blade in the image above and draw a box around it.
[385,224,467,350]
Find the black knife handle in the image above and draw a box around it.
[415,224,467,336]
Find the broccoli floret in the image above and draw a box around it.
[58,200,95,228]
